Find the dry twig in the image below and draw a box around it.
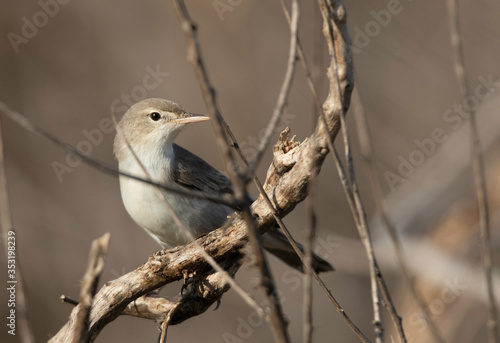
[446,1,499,342]
[71,233,110,343]
[303,176,316,343]
[276,4,372,341]
[0,103,236,207]
[302,6,323,342]
[351,88,445,343]
[243,0,300,182]
[316,1,409,342]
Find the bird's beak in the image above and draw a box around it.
[172,113,211,124]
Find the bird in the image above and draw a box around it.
[114,98,333,273]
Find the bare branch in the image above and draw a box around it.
[446,1,499,342]
[351,88,445,343]
[0,102,237,209]
[243,0,300,181]
[61,295,79,306]
[264,1,372,341]
[269,1,373,341]
[231,126,371,343]
[303,178,316,343]
[49,231,244,342]
[71,233,110,343]
[316,1,410,342]
[170,0,240,181]
[121,260,242,325]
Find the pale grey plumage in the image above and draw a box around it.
[114,98,333,273]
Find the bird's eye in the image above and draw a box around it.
[149,112,161,121]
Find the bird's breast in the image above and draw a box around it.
[118,151,232,248]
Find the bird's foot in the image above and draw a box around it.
[181,269,203,295]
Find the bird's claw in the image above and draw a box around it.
[181,270,200,295]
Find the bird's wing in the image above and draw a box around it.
[172,143,233,196]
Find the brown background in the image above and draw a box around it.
[1,1,500,342]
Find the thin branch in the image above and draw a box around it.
[72,233,110,343]
[0,120,35,343]
[351,88,445,343]
[317,1,411,342]
[278,0,324,123]
[330,34,388,343]
[329,122,386,342]
[159,320,168,343]
[159,301,180,343]
[277,1,373,341]
[0,102,237,209]
[61,295,79,306]
[446,1,499,342]
[170,0,240,182]
[226,118,370,341]
[275,1,372,341]
[303,7,321,340]
[234,128,371,343]
[303,178,316,343]
[243,0,300,181]
[256,1,373,341]
[285,0,407,341]
[320,20,383,342]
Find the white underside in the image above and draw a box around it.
[118,146,232,248]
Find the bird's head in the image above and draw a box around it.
[114,98,210,161]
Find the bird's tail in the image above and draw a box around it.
[262,228,334,273]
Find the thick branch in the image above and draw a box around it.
[50,228,245,342]
[121,259,241,325]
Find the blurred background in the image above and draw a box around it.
[1,1,499,342]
